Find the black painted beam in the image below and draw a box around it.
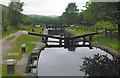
[28,31,104,40]
[70,31,104,39]
[28,32,64,39]
[47,41,64,43]
[46,45,90,48]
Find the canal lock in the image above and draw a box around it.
[25,46,45,74]
[25,29,71,74]
[24,28,116,76]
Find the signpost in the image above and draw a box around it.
[22,44,26,53]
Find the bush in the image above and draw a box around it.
[95,21,114,29]
[80,54,119,76]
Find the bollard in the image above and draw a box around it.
[22,44,26,53]
[7,59,15,74]
[32,28,35,32]
[40,31,41,34]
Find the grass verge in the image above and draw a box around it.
[1,30,18,39]
[67,28,118,52]
[7,35,16,41]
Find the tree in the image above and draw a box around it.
[60,2,79,25]
[80,54,119,76]
[8,1,24,29]
[22,15,32,25]
[82,2,119,26]
[2,5,9,31]
[65,3,79,13]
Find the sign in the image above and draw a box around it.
[22,44,26,47]
[7,59,14,65]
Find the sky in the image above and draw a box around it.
[0,0,90,16]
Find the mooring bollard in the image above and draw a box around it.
[40,31,41,34]
[32,28,35,32]
[22,44,26,53]
[7,59,15,74]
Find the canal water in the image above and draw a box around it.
[38,37,113,76]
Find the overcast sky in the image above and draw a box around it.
[0,0,90,16]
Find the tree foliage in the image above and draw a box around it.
[95,21,115,29]
[2,5,10,31]
[59,2,119,28]
[2,3,33,32]
[82,2,119,26]
[59,2,79,25]
[80,54,119,76]
[8,1,24,29]
[9,2,24,12]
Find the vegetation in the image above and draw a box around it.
[80,54,119,76]
[2,28,43,76]
[0,30,18,39]
[1,2,33,33]
[1,1,119,76]
[59,3,79,25]
[93,36,118,51]
[4,28,43,60]
[2,2,118,33]
[64,2,119,52]
[68,28,118,51]
[82,2,119,26]
[7,35,16,41]
[8,1,24,29]
[60,2,118,38]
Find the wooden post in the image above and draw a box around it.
[59,39,62,46]
[89,35,92,41]
[64,37,69,48]
[45,36,48,46]
[105,28,107,37]
[89,41,93,49]
[69,39,74,46]
[82,36,86,45]
[110,30,113,38]
[89,36,93,49]
[42,37,44,41]
[96,28,98,32]
[32,28,35,32]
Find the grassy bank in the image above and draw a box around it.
[0,30,18,39]
[4,28,43,59]
[1,25,34,39]
[2,27,43,76]
[67,28,119,52]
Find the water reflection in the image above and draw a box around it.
[38,47,113,76]
[68,46,76,51]
[80,54,119,76]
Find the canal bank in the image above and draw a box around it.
[15,29,47,76]
[65,29,120,58]
[15,42,45,76]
